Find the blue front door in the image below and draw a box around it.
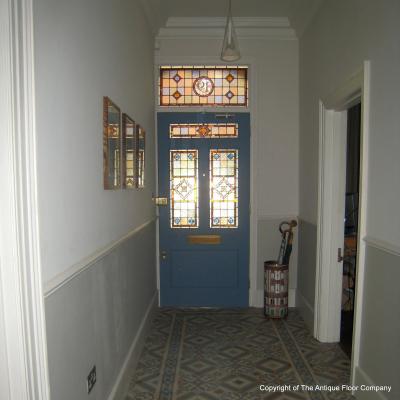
[158,112,250,307]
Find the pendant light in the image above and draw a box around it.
[220,0,241,62]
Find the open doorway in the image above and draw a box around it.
[314,62,370,384]
[340,103,361,357]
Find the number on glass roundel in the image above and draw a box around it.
[193,76,214,97]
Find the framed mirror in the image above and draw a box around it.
[122,113,136,188]
[103,97,121,189]
[137,124,145,188]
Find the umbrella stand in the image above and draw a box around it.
[264,220,297,318]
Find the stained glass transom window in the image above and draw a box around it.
[160,66,248,106]
[170,123,238,138]
[210,150,238,228]
[170,150,199,228]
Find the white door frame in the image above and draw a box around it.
[314,101,348,343]
[0,0,50,398]
[314,61,370,384]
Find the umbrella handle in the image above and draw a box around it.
[279,220,297,235]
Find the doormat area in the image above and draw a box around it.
[125,309,353,400]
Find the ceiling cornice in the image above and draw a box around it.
[288,0,323,38]
[138,0,166,36]
[165,17,291,28]
[157,17,297,40]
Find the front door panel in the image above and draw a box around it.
[158,112,250,307]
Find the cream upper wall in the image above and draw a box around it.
[299,0,400,247]
[33,0,156,283]
[156,37,299,218]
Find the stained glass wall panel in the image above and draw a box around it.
[170,123,238,138]
[122,114,136,188]
[210,150,238,228]
[125,151,135,187]
[160,66,248,106]
[137,125,145,188]
[170,150,199,228]
[103,97,121,189]
[113,149,120,188]
[138,150,145,188]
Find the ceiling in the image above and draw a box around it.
[142,0,323,37]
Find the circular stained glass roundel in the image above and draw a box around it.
[193,76,214,97]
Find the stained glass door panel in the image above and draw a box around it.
[170,150,198,228]
[158,112,250,307]
[210,149,238,228]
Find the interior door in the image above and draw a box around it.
[158,112,250,307]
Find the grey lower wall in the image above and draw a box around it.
[296,218,400,398]
[45,220,157,400]
[356,244,400,400]
[296,219,317,329]
[257,217,298,306]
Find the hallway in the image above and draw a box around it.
[125,309,353,399]
[2,1,400,399]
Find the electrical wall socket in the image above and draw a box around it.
[87,365,96,394]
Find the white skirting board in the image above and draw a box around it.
[107,291,158,400]
[252,288,296,308]
[353,366,389,400]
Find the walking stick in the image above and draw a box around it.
[277,229,288,265]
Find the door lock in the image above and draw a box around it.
[160,250,167,260]
[153,197,168,206]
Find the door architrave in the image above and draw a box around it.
[0,0,50,398]
[314,61,370,385]
[153,56,258,306]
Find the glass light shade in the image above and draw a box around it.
[221,2,240,62]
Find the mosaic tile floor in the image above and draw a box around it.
[125,309,354,400]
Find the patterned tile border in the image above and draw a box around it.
[272,319,325,400]
[158,314,185,399]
